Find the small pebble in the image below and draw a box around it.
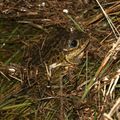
[63,9,69,14]
[9,68,16,73]
[41,2,45,7]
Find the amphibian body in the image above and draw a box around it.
[23,27,90,82]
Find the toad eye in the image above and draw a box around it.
[68,40,78,48]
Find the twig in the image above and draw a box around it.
[103,97,120,120]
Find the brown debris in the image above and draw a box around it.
[0,0,120,119]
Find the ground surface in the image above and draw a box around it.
[0,0,120,120]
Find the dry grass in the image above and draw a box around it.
[0,0,120,120]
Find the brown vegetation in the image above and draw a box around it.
[0,0,120,120]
